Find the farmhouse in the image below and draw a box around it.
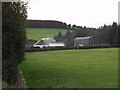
[34,40,49,48]
[74,36,110,47]
[34,38,65,48]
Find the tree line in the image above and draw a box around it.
[27,20,95,30]
[27,20,67,29]
[54,22,120,47]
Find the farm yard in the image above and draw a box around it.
[26,28,70,40]
[20,48,118,88]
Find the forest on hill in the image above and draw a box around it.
[27,20,67,29]
[27,20,94,30]
[54,22,120,47]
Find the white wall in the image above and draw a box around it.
[0,0,21,2]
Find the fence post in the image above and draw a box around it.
[18,68,28,90]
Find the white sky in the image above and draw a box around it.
[27,0,119,28]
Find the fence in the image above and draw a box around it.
[25,45,114,52]
[18,69,28,90]
[2,69,28,90]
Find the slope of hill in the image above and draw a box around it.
[26,28,71,40]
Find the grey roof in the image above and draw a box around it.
[74,36,109,44]
[89,37,109,44]
[74,36,92,40]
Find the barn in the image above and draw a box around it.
[74,36,110,47]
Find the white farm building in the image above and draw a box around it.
[33,38,65,48]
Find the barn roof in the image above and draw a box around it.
[74,36,109,44]
[89,37,109,44]
[74,36,93,40]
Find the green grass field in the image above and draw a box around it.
[26,28,70,40]
[20,48,118,88]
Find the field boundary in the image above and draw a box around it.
[25,46,118,52]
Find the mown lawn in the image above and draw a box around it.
[26,28,71,40]
[20,48,118,88]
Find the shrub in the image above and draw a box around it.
[2,2,27,85]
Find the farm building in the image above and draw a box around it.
[74,36,110,47]
[34,40,49,48]
[34,38,65,48]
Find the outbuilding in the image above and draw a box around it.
[74,36,110,47]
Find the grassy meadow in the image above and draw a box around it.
[20,48,118,88]
[26,28,70,40]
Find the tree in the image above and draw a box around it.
[54,32,63,42]
[109,22,118,45]
[76,26,81,29]
[112,22,118,46]
[64,31,74,46]
[2,2,27,86]
[67,24,71,29]
[118,25,120,46]
[72,24,77,29]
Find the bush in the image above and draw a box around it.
[2,2,27,85]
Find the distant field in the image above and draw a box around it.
[26,28,71,40]
[20,48,118,88]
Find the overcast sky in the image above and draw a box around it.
[27,0,119,28]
